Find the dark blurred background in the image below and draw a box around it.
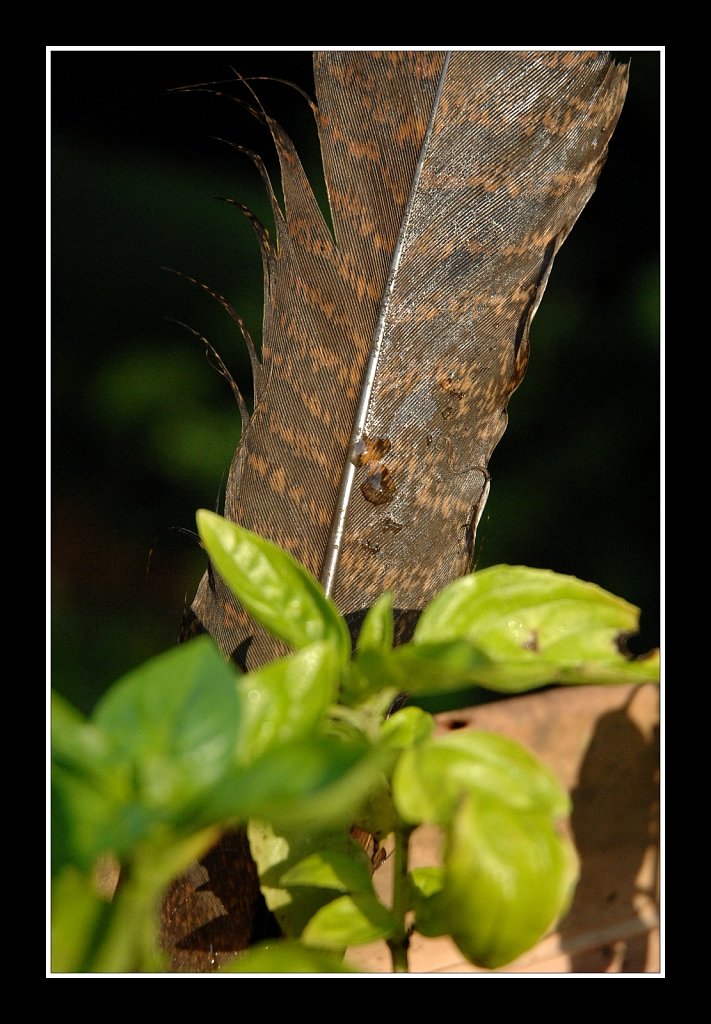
[51,50,660,713]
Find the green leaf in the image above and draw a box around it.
[280,850,373,893]
[236,642,338,763]
[389,642,495,694]
[416,565,635,645]
[197,510,350,664]
[221,940,356,973]
[340,652,397,706]
[248,823,372,938]
[343,640,488,704]
[411,565,659,693]
[393,730,570,827]
[409,867,449,938]
[51,694,125,873]
[393,731,578,969]
[205,733,390,830]
[409,865,445,899]
[52,854,172,974]
[441,792,578,969]
[52,692,111,774]
[352,777,397,839]
[51,867,112,973]
[380,706,434,749]
[51,766,121,875]
[559,648,661,685]
[357,592,394,655]
[64,639,249,860]
[394,640,657,695]
[93,636,242,814]
[301,894,396,949]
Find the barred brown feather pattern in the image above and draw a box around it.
[191,51,627,668]
[331,51,628,615]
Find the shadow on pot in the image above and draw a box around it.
[559,690,660,973]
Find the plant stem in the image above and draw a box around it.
[387,825,412,973]
[88,862,164,973]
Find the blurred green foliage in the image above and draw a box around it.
[51,51,659,712]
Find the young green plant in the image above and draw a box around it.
[50,510,658,973]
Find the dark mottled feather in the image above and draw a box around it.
[190,51,627,667]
